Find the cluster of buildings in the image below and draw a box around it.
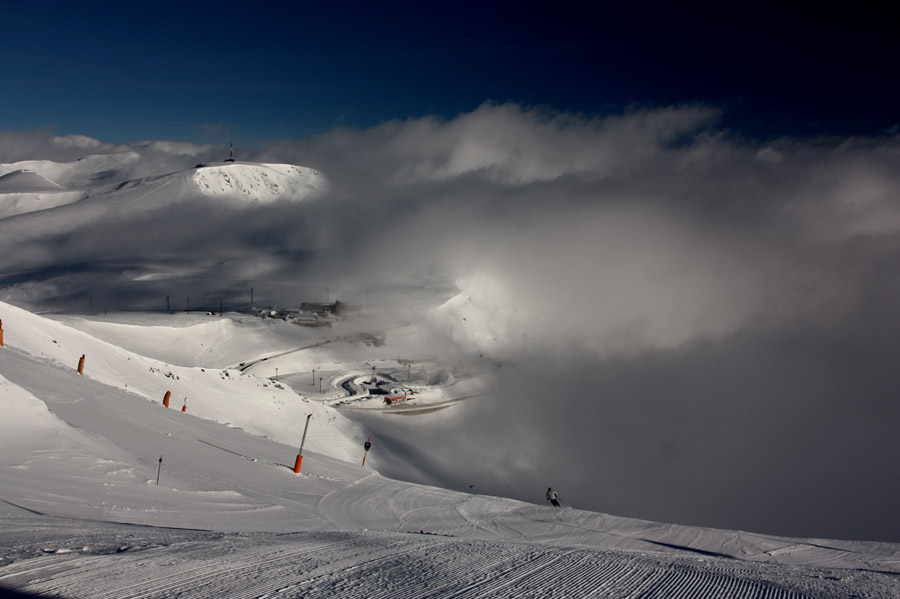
[254,300,363,329]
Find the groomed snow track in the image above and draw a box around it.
[3,529,872,599]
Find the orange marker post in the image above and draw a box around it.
[0,319,4,347]
[293,414,312,474]
[181,397,188,412]
[362,438,372,466]
[77,354,85,376]
[163,391,171,408]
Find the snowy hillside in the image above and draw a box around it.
[0,169,65,191]
[0,152,141,188]
[192,162,326,202]
[0,301,360,462]
[107,162,326,207]
[1,301,898,598]
[0,157,328,303]
[0,155,325,225]
[0,169,84,218]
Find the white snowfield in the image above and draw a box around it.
[0,169,84,219]
[110,162,326,208]
[0,156,325,225]
[192,163,326,202]
[1,301,898,598]
[0,153,141,189]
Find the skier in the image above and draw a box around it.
[546,487,560,507]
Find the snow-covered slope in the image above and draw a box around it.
[0,169,65,192]
[0,169,84,218]
[1,302,899,598]
[0,152,141,188]
[108,162,326,206]
[192,162,325,202]
[0,158,325,226]
[0,301,359,461]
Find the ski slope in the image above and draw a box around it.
[0,302,898,598]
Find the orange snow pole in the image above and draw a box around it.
[163,391,171,408]
[362,437,371,466]
[77,354,85,376]
[293,414,313,474]
[181,397,188,412]
[0,319,4,347]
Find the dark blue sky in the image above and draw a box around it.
[2,1,897,144]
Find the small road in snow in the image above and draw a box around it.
[233,338,332,372]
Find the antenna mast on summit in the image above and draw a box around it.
[225,143,235,162]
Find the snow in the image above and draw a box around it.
[0,169,85,218]
[1,300,898,598]
[0,153,141,189]
[0,170,65,192]
[0,152,897,597]
[0,160,325,238]
[192,162,326,203]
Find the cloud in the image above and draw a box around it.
[0,129,224,180]
[2,103,900,541]
[250,103,900,540]
[51,134,108,150]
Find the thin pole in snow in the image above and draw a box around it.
[362,437,371,466]
[156,455,163,485]
[293,414,312,474]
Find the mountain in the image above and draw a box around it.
[107,162,326,207]
[0,300,898,598]
[0,157,329,310]
[0,152,141,188]
[0,157,326,224]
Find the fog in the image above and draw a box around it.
[2,103,900,540]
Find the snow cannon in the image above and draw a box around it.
[163,391,171,408]
[77,354,85,376]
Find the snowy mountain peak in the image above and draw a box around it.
[191,162,326,202]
